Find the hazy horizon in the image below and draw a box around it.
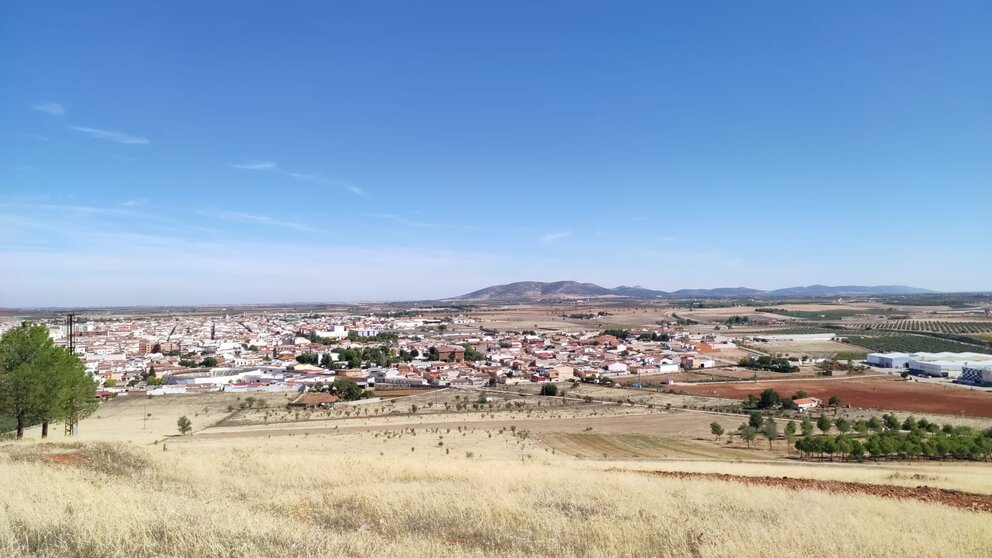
[2,2,990,307]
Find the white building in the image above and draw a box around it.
[869,351,992,379]
[867,352,913,368]
[959,366,992,386]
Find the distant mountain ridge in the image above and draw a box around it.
[452,281,935,300]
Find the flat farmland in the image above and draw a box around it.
[196,408,747,441]
[754,340,864,358]
[675,376,992,418]
[466,305,676,332]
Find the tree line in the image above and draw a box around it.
[0,324,98,438]
[710,408,992,462]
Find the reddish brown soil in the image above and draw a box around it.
[674,377,992,418]
[642,470,992,513]
[41,453,82,464]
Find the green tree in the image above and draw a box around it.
[854,419,870,436]
[784,420,798,450]
[817,414,832,435]
[835,417,852,435]
[883,413,901,431]
[867,416,883,432]
[749,411,764,429]
[801,416,815,437]
[739,425,757,449]
[200,356,218,368]
[0,324,97,439]
[710,422,724,441]
[827,394,841,414]
[0,325,52,438]
[758,388,782,409]
[902,416,918,431]
[331,379,366,401]
[761,417,778,449]
[539,383,559,396]
[177,415,192,435]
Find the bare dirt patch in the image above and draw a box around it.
[637,470,992,513]
[1,442,151,477]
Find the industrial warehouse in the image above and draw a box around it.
[867,351,992,382]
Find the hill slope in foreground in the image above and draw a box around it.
[452,280,934,301]
[1,389,991,557]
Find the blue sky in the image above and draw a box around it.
[1,1,990,306]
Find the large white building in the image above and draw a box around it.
[959,366,992,386]
[867,351,992,379]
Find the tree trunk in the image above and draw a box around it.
[41,420,49,438]
[16,413,25,439]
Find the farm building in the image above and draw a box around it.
[289,392,339,409]
[794,397,821,412]
[958,366,992,386]
[869,351,992,378]
[867,352,914,368]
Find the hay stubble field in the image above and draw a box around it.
[2,386,992,557]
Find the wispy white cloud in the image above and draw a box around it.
[231,160,364,195]
[33,102,65,116]
[231,161,278,171]
[0,206,503,306]
[542,231,571,243]
[69,126,149,145]
[121,198,146,207]
[213,211,319,233]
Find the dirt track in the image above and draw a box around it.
[640,470,992,513]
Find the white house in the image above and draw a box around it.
[606,362,629,374]
[794,397,821,412]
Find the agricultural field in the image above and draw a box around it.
[752,340,861,359]
[4,436,992,557]
[674,376,992,419]
[845,334,988,354]
[749,326,840,335]
[755,308,866,321]
[860,321,992,334]
[3,383,992,557]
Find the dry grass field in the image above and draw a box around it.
[2,436,991,558]
[3,389,992,557]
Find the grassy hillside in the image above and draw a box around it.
[1,440,991,557]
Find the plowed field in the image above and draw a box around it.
[675,377,992,418]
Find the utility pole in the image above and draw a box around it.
[65,313,79,437]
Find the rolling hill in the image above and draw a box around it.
[451,281,935,301]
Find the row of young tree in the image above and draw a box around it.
[0,324,98,438]
[710,410,992,462]
[794,429,992,462]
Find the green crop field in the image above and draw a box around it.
[845,334,988,354]
[756,308,862,320]
[751,326,839,335]
[862,320,992,334]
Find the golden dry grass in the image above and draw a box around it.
[2,436,991,558]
